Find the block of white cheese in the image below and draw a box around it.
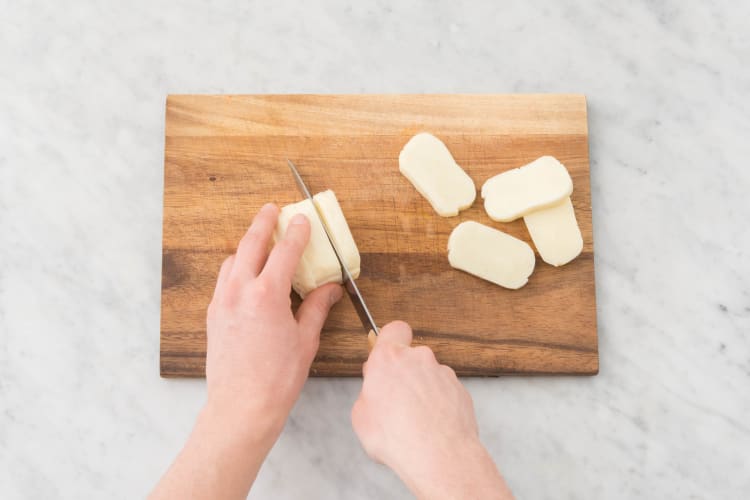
[275,190,360,298]
[399,132,476,217]
[481,156,573,222]
[447,221,535,289]
[523,197,583,267]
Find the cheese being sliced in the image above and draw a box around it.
[275,190,360,298]
[481,156,573,222]
[523,197,583,267]
[399,132,476,217]
[447,221,535,289]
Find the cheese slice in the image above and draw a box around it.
[399,132,476,217]
[481,156,573,222]
[275,190,360,298]
[447,221,535,289]
[523,197,583,267]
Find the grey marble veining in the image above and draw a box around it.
[1,1,749,498]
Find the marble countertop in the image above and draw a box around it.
[2,1,748,498]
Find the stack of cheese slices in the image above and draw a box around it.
[399,132,583,290]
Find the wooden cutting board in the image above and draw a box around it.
[161,94,598,377]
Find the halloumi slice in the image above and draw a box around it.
[399,132,476,217]
[447,221,535,289]
[481,156,573,222]
[275,190,360,298]
[523,197,582,267]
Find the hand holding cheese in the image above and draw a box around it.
[399,132,476,217]
[481,156,573,222]
[275,190,360,298]
[151,203,345,500]
[448,221,535,289]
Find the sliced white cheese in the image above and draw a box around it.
[399,132,476,217]
[447,221,535,289]
[275,190,360,298]
[481,156,573,222]
[523,197,583,267]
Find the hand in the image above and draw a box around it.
[152,203,343,500]
[351,322,513,500]
[206,202,343,439]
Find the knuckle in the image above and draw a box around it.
[306,296,329,316]
[374,343,401,363]
[219,282,243,308]
[413,345,436,362]
[249,276,273,298]
[220,255,234,272]
[441,364,457,379]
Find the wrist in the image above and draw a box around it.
[196,400,285,456]
[399,438,511,500]
[163,401,283,499]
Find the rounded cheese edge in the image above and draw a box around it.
[523,197,583,267]
[447,221,535,289]
[399,133,476,217]
[480,156,573,222]
[401,168,475,217]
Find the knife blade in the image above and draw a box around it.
[286,159,379,338]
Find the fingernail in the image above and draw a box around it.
[290,214,308,225]
[262,202,277,212]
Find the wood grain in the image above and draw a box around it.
[161,94,598,377]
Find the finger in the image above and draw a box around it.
[231,203,279,279]
[261,213,311,286]
[296,283,343,342]
[376,320,413,347]
[212,255,235,300]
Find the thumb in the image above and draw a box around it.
[296,283,344,341]
[376,320,413,347]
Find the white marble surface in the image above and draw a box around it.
[2,1,749,498]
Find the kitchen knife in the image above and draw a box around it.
[286,159,379,344]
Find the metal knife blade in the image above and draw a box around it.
[286,159,379,336]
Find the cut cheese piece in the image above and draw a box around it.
[523,197,583,267]
[447,221,535,289]
[275,190,360,298]
[481,156,573,222]
[399,132,476,217]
